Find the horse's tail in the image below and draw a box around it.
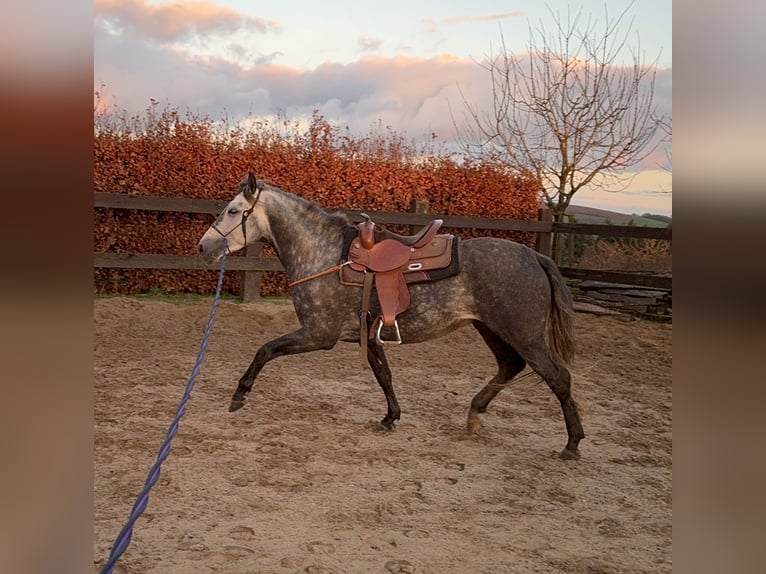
[536,254,576,365]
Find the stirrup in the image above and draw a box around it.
[375,320,402,346]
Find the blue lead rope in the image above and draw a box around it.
[98,242,228,574]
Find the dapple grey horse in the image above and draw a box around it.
[197,173,584,459]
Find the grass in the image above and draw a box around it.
[576,238,672,273]
[94,287,293,305]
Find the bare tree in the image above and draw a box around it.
[658,115,672,172]
[455,4,668,223]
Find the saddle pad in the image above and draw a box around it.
[339,231,460,287]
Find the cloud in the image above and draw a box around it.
[95,19,486,140]
[442,12,525,25]
[94,0,281,44]
[94,16,671,172]
[356,36,382,54]
[94,18,670,215]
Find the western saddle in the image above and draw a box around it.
[341,213,459,359]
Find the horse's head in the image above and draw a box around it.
[197,173,271,262]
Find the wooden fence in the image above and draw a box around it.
[94,192,672,302]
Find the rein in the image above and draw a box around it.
[98,240,229,574]
[289,261,351,288]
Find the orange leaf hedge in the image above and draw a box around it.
[94,106,540,296]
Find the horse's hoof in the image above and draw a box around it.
[466,412,483,435]
[379,419,396,431]
[559,448,580,461]
[229,399,246,412]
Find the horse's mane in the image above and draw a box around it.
[260,181,351,229]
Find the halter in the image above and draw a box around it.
[211,188,261,256]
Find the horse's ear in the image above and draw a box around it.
[243,172,258,201]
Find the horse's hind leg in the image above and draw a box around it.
[467,321,527,434]
[366,340,400,429]
[523,350,585,460]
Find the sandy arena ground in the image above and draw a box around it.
[94,297,671,573]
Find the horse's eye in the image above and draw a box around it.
[228,208,239,215]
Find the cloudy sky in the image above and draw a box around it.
[94,0,672,215]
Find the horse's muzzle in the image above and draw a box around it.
[197,240,223,264]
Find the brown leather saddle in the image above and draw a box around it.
[340,213,460,353]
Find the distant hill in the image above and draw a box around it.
[564,205,671,228]
[639,213,672,225]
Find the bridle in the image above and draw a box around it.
[211,188,261,256]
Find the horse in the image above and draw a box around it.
[197,173,585,460]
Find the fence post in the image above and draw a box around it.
[535,208,553,258]
[567,214,576,265]
[410,199,429,233]
[240,244,263,302]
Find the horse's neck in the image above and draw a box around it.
[263,189,345,279]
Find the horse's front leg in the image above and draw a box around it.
[366,340,400,429]
[229,328,336,412]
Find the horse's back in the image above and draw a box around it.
[459,236,556,319]
[460,236,551,288]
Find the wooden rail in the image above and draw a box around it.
[94,192,672,298]
[93,252,285,272]
[94,192,671,239]
[552,221,671,240]
[558,267,671,290]
[94,192,228,214]
[93,192,555,233]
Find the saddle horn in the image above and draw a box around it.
[358,213,376,249]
